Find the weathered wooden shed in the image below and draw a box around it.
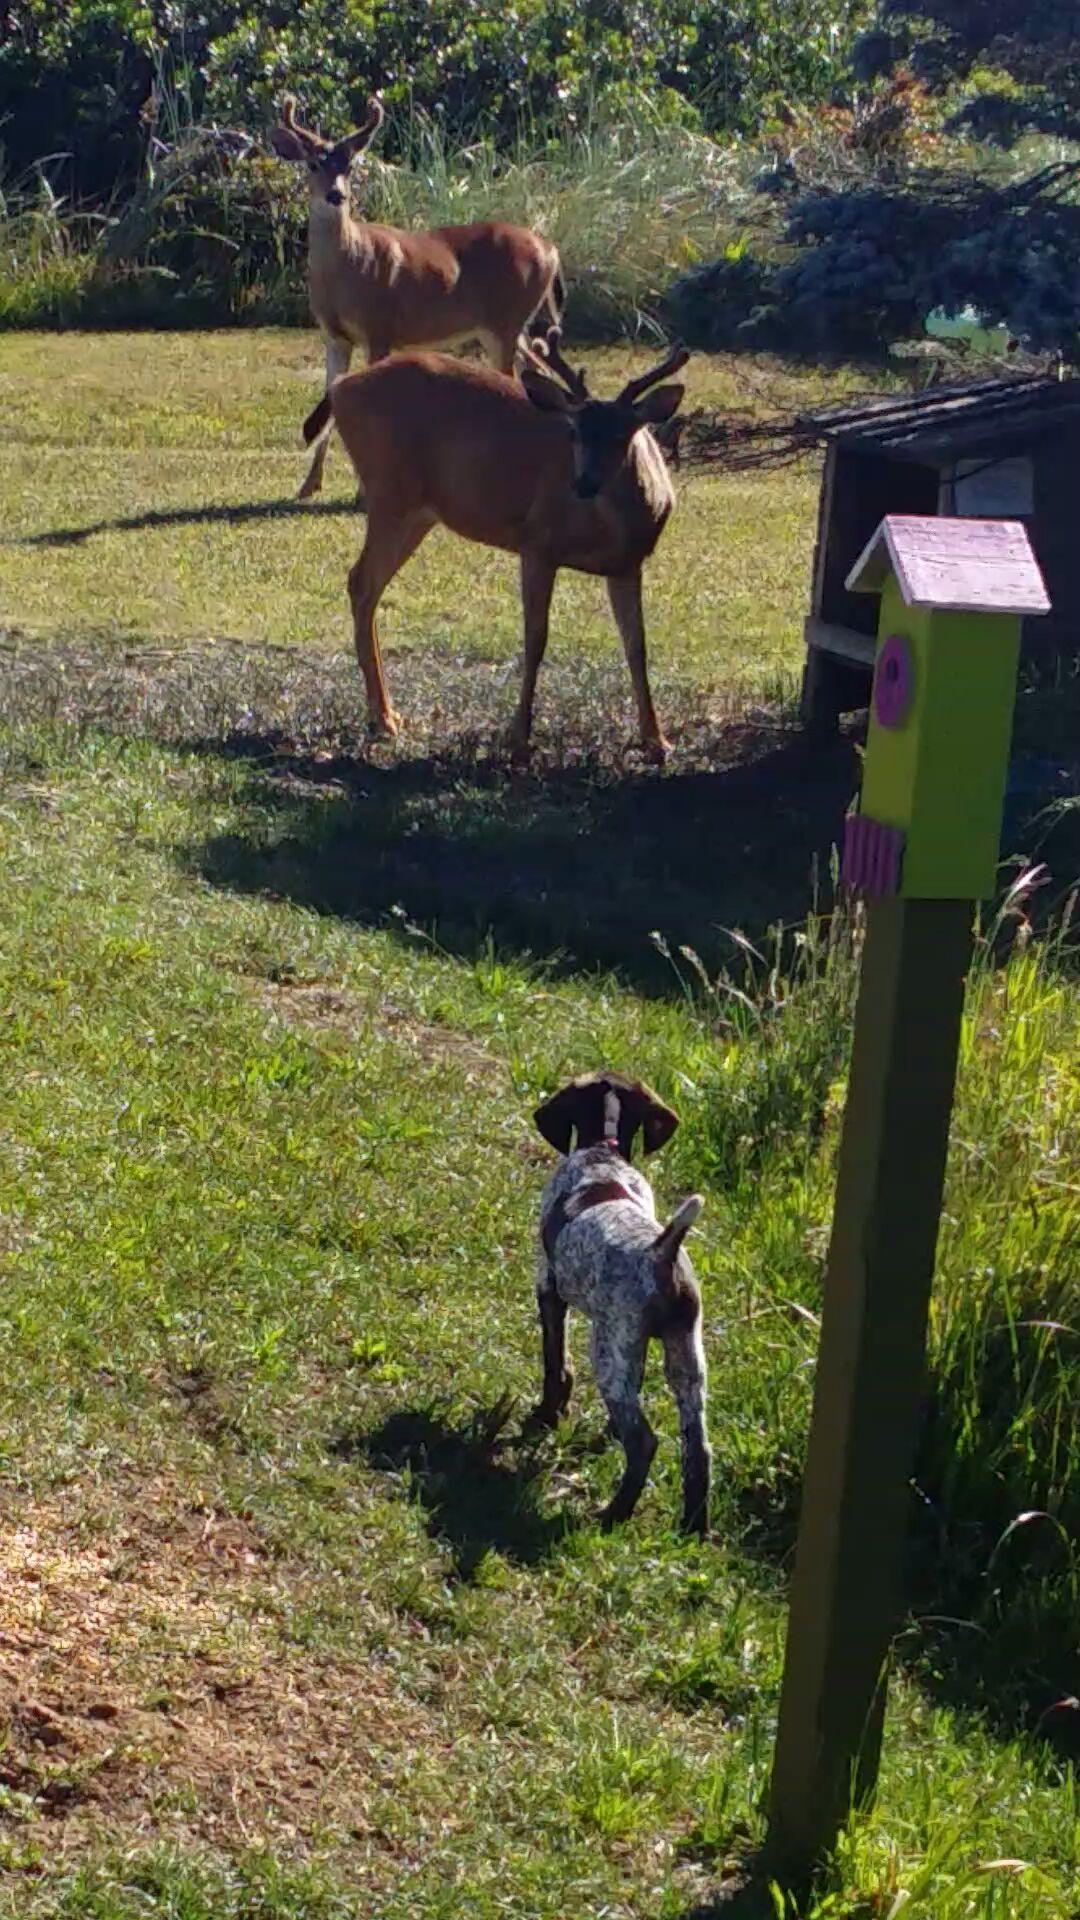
[800,374,1080,731]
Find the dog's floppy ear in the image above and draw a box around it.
[534,1079,588,1154]
[627,1080,679,1155]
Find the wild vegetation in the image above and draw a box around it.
[0,1,872,194]
[1,332,1079,1916]
[2,2,1079,354]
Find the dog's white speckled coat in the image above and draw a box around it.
[531,1074,711,1534]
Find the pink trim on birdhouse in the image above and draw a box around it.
[873,633,913,729]
[842,813,905,897]
[845,515,1050,616]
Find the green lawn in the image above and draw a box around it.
[0,333,1078,1919]
[0,330,838,701]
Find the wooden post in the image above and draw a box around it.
[767,894,971,1873]
[766,515,1051,1882]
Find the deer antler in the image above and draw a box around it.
[276,94,320,147]
[532,326,590,404]
[616,341,690,408]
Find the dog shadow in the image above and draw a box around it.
[335,1398,571,1579]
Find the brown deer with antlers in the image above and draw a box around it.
[304,330,689,760]
[269,97,563,500]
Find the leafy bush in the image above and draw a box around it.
[668,161,1080,356]
[0,1,872,205]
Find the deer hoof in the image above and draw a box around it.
[642,733,671,765]
[369,709,401,740]
[297,475,322,502]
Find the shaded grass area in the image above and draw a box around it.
[1,334,1080,1916]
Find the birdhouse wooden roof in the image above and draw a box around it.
[810,373,1080,465]
[846,514,1051,616]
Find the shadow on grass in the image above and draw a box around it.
[677,1874,780,1919]
[17,496,353,549]
[335,1401,568,1579]
[188,724,858,992]
[677,1857,883,1918]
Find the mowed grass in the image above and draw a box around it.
[0,334,1079,1918]
[0,330,853,699]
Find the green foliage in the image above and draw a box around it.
[668,163,1080,357]
[876,4,1080,144]
[0,0,871,205]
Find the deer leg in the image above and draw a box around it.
[606,571,670,763]
[509,553,556,761]
[350,341,389,509]
[347,509,434,737]
[299,336,351,500]
[474,327,518,376]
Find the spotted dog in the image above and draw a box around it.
[530,1071,710,1535]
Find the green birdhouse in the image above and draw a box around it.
[842,515,1050,899]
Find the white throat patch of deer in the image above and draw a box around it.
[269,95,563,499]
[324,327,689,761]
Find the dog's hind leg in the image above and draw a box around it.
[662,1319,711,1536]
[593,1324,657,1527]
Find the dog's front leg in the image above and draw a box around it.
[528,1278,573,1429]
[600,1400,658,1527]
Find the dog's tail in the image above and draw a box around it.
[653,1194,703,1283]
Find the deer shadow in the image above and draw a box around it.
[185,723,859,991]
[18,497,352,549]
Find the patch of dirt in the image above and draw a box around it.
[242,974,503,1083]
[0,1479,432,1861]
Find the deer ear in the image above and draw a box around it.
[520,367,574,414]
[628,1081,679,1154]
[633,383,685,427]
[270,125,310,162]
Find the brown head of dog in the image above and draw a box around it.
[534,1071,678,1163]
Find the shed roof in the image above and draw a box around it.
[846,515,1051,615]
[812,373,1080,465]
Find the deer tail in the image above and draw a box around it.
[302,391,333,446]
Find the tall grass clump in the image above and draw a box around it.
[0,169,104,326]
[912,887,1080,1731]
[358,104,749,336]
[0,98,750,333]
[662,873,1080,1734]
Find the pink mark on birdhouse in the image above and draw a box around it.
[842,813,904,897]
[873,633,912,730]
